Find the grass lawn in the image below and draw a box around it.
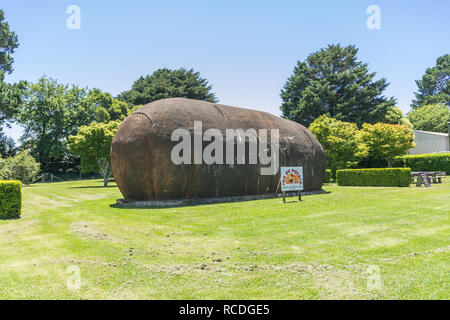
[0,178,448,299]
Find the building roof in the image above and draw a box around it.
[413,130,449,137]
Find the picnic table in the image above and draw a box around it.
[411,171,446,186]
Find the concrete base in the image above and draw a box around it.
[115,189,327,208]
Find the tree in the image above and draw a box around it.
[17,76,97,172]
[0,10,19,82]
[86,88,130,122]
[381,106,413,128]
[68,121,120,186]
[0,10,21,127]
[281,44,396,127]
[119,68,218,105]
[0,129,16,157]
[411,54,449,108]
[407,104,450,133]
[308,115,367,173]
[359,123,415,167]
[0,150,40,184]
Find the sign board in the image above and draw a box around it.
[280,167,304,192]
[418,172,431,187]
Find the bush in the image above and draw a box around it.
[324,169,333,183]
[394,153,450,174]
[0,180,21,219]
[337,168,411,187]
[0,151,40,184]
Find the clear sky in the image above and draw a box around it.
[2,0,449,141]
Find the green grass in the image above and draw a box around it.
[0,178,449,299]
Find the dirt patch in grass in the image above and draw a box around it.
[373,245,450,262]
[70,222,116,242]
[136,261,369,299]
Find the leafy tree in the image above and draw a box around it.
[0,150,40,184]
[0,9,21,127]
[281,44,396,127]
[407,104,450,133]
[0,129,16,157]
[119,68,218,105]
[86,88,130,122]
[17,76,97,172]
[108,99,130,121]
[411,54,449,108]
[359,123,415,167]
[0,9,18,82]
[308,115,367,173]
[381,106,413,128]
[68,121,120,186]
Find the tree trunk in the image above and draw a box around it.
[386,158,393,168]
[97,158,111,187]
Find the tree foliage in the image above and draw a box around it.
[86,88,130,122]
[0,129,15,158]
[308,115,367,173]
[281,44,396,127]
[0,9,19,82]
[68,121,120,186]
[411,54,449,108]
[0,150,40,184]
[119,68,218,106]
[0,10,21,127]
[407,103,450,133]
[17,77,97,171]
[359,123,415,167]
[381,106,413,128]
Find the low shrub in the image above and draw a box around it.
[324,169,332,183]
[394,153,450,174]
[336,168,411,187]
[0,151,40,184]
[0,180,22,219]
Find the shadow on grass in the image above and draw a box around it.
[0,216,21,221]
[109,190,332,210]
[70,185,117,189]
[109,203,168,210]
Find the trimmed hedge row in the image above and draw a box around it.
[0,181,22,219]
[336,168,411,187]
[394,153,450,174]
[324,169,332,183]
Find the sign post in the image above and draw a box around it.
[280,167,304,203]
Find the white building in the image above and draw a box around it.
[409,130,450,155]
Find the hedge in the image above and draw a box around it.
[394,153,450,174]
[324,169,332,183]
[0,181,22,219]
[336,168,411,187]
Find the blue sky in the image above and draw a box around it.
[2,0,449,141]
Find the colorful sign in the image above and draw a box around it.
[280,167,304,191]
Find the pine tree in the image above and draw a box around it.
[281,44,396,127]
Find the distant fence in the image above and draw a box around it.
[32,172,103,183]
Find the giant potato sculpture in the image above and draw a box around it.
[111,98,325,201]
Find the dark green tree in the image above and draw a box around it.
[0,9,21,127]
[411,54,449,108]
[119,68,218,105]
[0,9,18,82]
[0,129,15,157]
[280,44,396,127]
